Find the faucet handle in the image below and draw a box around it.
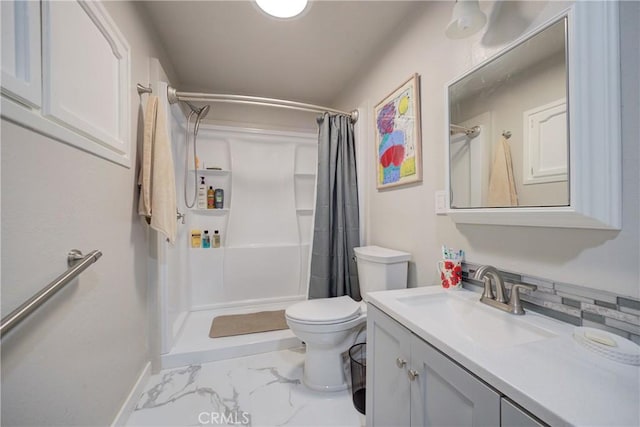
[480,276,495,300]
[508,284,537,315]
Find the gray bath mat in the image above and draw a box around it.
[209,310,288,338]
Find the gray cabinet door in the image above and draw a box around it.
[366,305,412,427]
[501,398,547,427]
[410,336,501,427]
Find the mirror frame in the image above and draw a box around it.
[445,1,621,230]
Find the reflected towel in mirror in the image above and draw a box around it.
[488,135,518,207]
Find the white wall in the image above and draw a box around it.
[0,2,177,425]
[336,1,639,298]
[202,103,319,134]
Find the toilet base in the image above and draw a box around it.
[302,343,349,392]
[285,306,367,392]
[303,377,348,392]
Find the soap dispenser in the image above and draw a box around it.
[197,177,207,209]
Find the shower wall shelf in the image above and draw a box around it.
[191,169,231,175]
[191,168,232,211]
[190,247,225,251]
[296,209,313,214]
[192,209,230,215]
[294,173,315,178]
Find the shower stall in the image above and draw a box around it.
[151,80,319,369]
[146,53,363,369]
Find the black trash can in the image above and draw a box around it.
[349,343,366,415]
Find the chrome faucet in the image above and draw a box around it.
[475,265,508,303]
[473,265,537,315]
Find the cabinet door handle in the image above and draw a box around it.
[408,369,419,381]
[396,357,407,368]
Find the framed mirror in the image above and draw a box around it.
[449,18,568,209]
[445,2,621,229]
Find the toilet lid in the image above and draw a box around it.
[286,296,362,324]
[354,245,411,264]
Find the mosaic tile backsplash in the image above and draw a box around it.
[461,262,640,346]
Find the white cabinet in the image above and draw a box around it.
[411,337,501,426]
[502,398,547,427]
[1,0,131,167]
[1,0,41,106]
[41,0,130,161]
[445,2,622,230]
[366,304,412,426]
[367,305,501,426]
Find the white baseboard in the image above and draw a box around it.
[111,361,151,426]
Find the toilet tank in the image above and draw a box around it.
[354,246,411,301]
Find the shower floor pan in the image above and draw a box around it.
[161,302,302,369]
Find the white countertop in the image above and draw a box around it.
[367,286,640,427]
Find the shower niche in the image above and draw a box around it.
[190,132,232,214]
[191,169,231,213]
[185,124,318,311]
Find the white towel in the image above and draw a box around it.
[138,96,177,244]
[487,135,518,207]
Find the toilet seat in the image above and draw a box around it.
[285,296,361,325]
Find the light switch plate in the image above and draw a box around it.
[435,190,448,215]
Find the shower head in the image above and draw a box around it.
[185,101,210,135]
[197,104,210,119]
[184,101,205,114]
[194,104,210,135]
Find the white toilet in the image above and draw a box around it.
[285,245,411,391]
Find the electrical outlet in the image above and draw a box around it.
[435,190,448,215]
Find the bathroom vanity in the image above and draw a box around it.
[366,287,640,427]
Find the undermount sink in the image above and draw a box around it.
[396,292,556,348]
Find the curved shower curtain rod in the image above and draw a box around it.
[167,86,359,123]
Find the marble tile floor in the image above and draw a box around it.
[126,347,364,427]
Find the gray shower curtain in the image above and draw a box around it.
[308,113,361,300]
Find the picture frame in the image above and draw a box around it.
[374,73,422,189]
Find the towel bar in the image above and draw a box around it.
[450,123,481,138]
[0,249,102,337]
[137,83,152,95]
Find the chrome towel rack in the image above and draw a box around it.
[450,123,481,138]
[0,249,102,338]
[137,83,152,95]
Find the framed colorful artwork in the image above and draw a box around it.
[374,73,422,189]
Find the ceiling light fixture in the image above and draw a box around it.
[445,0,487,39]
[255,0,308,19]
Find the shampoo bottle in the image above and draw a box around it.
[214,188,224,209]
[202,230,211,248]
[207,186,215,209]
[213,230,221,248]
[197,177,207,209]
[191,230,202,248]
